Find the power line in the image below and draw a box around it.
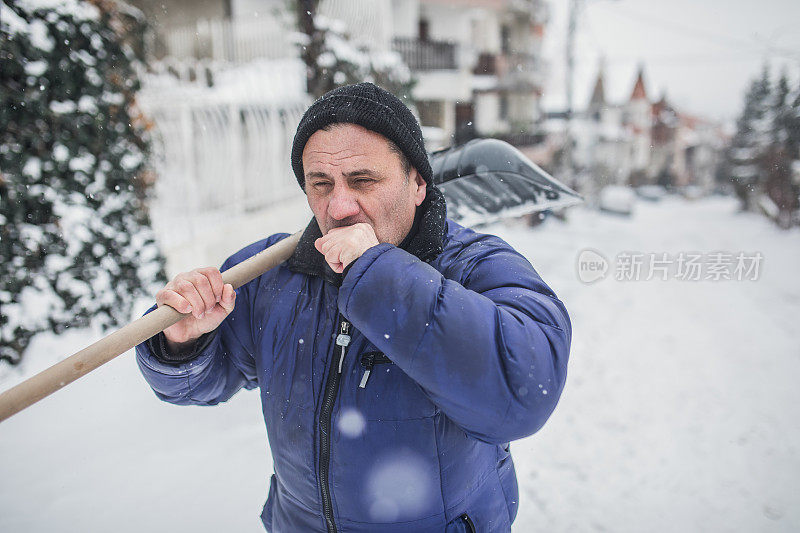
[575,53,769,66]
[591,3,800,61]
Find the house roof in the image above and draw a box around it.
[629,65,647,101]
[589,69,605,107]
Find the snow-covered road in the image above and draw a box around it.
[1,196,798,532]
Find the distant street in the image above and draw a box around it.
[507,196,800,532]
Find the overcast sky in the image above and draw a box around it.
[540,0,800,124]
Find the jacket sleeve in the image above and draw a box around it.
[338,234,571,444]
[135,234,288,406]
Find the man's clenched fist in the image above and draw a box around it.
[156,267,236,351]
[314,223,380,274]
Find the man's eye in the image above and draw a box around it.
[355,178,374,185]
[311,182,332,189]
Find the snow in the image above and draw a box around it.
[211,59,307,103]
[26,19,55,52]
[68,152,95,173]
[1,196,799,532]
[757,194,780,219]
[0,2,28,35]
[16,0,99,21]
[22,157,42,179]
[119,152,142,171]
[731,164,760,180]
[76,94,98,113]
[52,143,69,162]
[141,58,307,105]
[50,100,77,114]
[2,0,99,52]
[501,196,800,532]
[24,60,48,76]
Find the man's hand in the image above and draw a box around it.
[156,267,236,351]
[315,223,380,274]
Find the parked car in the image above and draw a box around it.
[599,185,636,216]
[635,185,667,202]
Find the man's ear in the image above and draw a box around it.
[413,169,427,206]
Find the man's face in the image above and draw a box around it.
[302,123,427,246]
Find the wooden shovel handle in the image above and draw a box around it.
[0,231,302,423]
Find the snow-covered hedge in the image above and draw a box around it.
[0,0,166,365]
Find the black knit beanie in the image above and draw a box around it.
[291,82,432,189]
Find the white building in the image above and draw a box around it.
[131,0,550,146]
[390,0,549,145]
[568,63,724,195]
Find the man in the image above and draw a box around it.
[137,83,571,532]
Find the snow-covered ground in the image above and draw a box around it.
[1,196,798,532]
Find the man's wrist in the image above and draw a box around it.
[148,331,218,365]
[165,336,198,356]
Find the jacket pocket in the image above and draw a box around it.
[358,351,393,389]
[351,349,437,420]
[446,513,477,533]
[461,513,477,533]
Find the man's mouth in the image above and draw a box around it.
[329,218,370,229]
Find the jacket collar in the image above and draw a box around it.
[286,186,447,286]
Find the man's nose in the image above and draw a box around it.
[328,184,360,220]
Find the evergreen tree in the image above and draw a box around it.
[763,70,798,228]
[0,4,65,362]
[787,80,800,157]
[770,72,791,146]
[0,0,166,365]
[727,66,771,211]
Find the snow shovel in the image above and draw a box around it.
[432,138,582,226]
[0,138,581,423]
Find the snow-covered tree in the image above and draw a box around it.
[724,65,800,226]
[294,0,415,102]
[726,66,772,212]
[787,80,800,156]
[0,0,166,365]
[763,71,799,228]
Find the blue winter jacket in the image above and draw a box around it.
[136,187,571,532]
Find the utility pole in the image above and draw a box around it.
[563,0,581,188]
[563,0,618,189]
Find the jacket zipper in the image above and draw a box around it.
[460,513,476,533]
[359,351,392,388]
[319,315,351,533]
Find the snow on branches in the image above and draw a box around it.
[0,0,166,365]
[293,1,414,102]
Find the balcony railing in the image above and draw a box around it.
[392,37,457,71]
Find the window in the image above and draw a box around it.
[417,100,443,128]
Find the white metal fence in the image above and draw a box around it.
[138,71,310,270]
